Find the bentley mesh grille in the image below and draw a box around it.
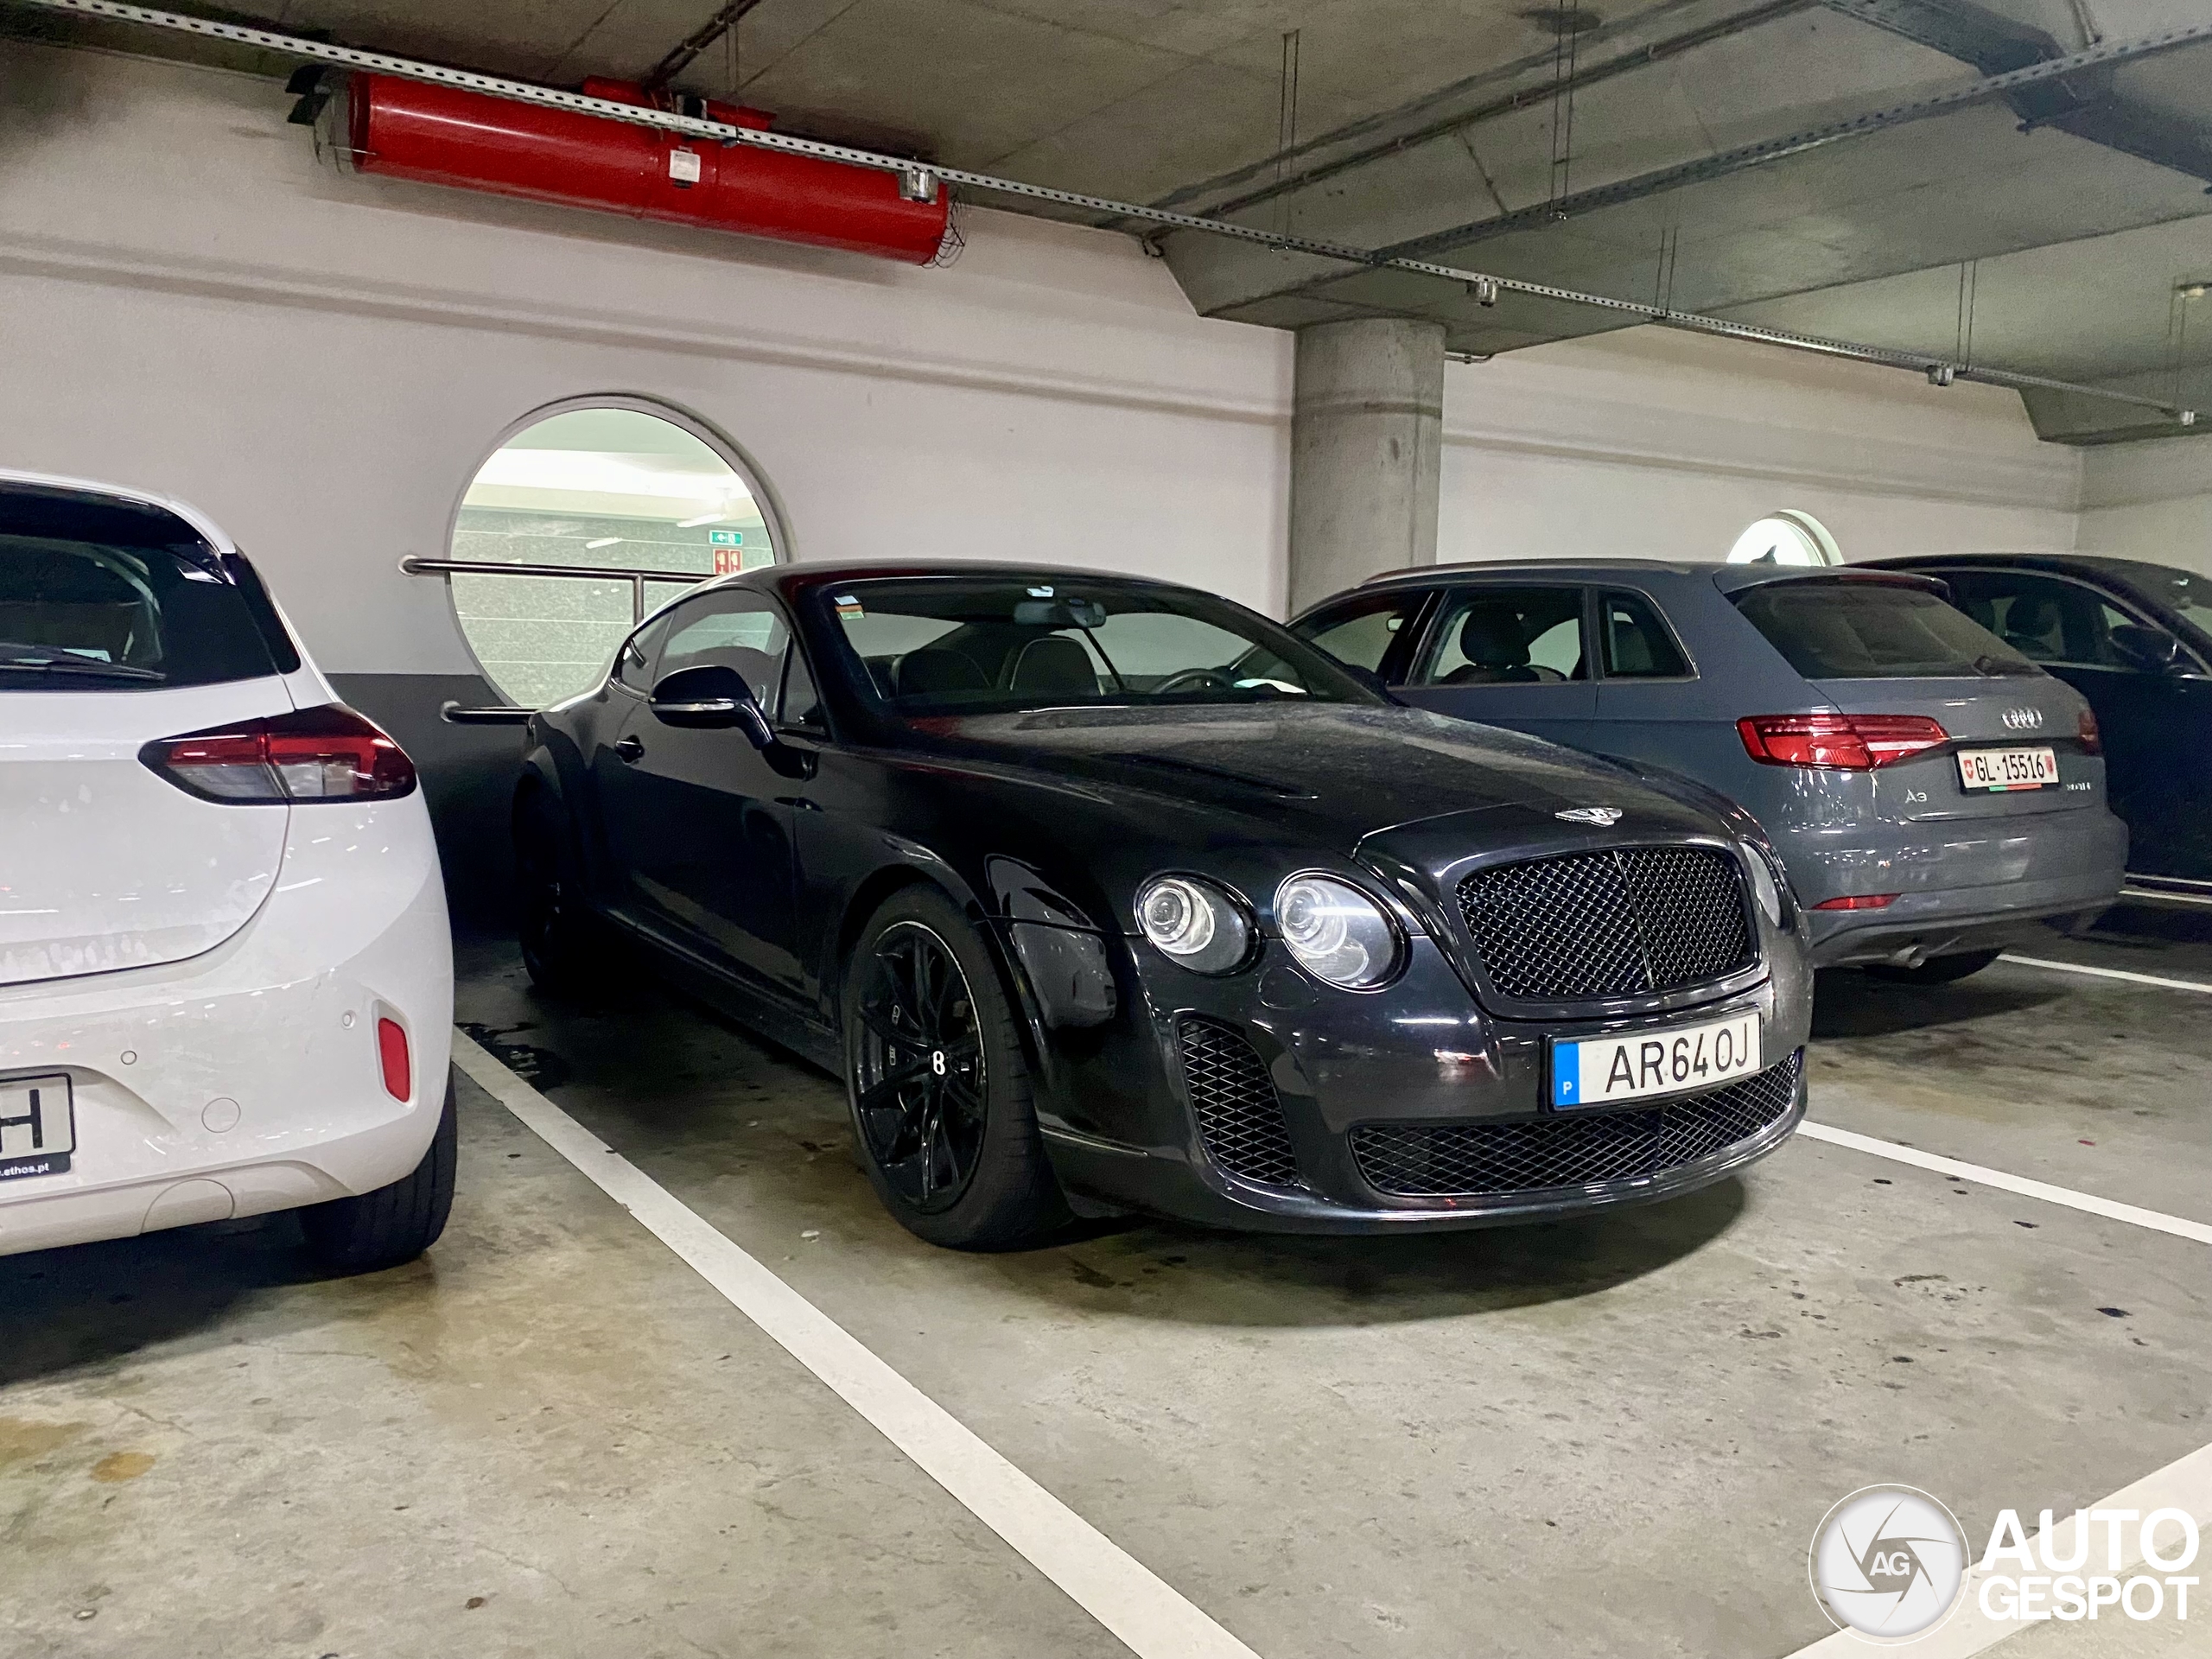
[1456,846,1756,1001]
[1175,1014,1303,1189]
[1350,1050,1802,1198]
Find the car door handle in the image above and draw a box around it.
[614,735,645,764]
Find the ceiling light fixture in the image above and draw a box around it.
[677,514,724,527]
[2178,283,2209,301]
[585,537,621,549]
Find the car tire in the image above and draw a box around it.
[842,887,1069,1250]
[1866,949,2003,985]
[515,787,602,996]
[300,1078,457,1274]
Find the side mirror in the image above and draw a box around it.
[2107,622,2183,674]
[649,664,774,749]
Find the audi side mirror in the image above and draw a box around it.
[649,664,774,749]
[2107,622,2183,674]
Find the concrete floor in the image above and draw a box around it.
[3,901,2207,1658]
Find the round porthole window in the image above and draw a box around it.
[448,401,780,707]
[1726,510,1842,568]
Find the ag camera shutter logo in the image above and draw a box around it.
[1810,1486,1968,1641]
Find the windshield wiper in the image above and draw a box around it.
[0,643,165,682]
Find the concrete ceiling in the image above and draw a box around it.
[11,0,2212,441]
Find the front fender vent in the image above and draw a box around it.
[1175,1014,1303,1190]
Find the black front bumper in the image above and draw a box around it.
[1023,929,1815,1234]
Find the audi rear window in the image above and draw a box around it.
[1730,579,2039,680]
[0,486,296,690]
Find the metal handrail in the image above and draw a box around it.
[398,553,713,622]
[401,555,721,723]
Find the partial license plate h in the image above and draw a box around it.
[0,1073,75,1181]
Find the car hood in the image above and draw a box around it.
[912,702,1715,843]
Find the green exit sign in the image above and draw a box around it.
[709,529,745,547]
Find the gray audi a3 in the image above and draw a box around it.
[1293,562,2128,983]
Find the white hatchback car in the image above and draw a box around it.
[1,471,454,1272]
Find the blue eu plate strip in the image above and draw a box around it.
[1552,1042,1580,1106]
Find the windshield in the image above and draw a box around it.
[1,487,294,690]
[819,577,1377,715]
[1732,579,2040,680]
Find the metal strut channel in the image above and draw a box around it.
[16,0,2201,424]
[1306,19,2212,264]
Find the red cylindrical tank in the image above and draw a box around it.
[343,73,949,264]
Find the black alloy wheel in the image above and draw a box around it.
[515,790,601,995]
[842,887,1068,1249]
[852,920,988,1211]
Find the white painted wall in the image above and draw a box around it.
[1,37,2092,695]
[0,41,1288,677]
[1440,329,2081,567]
[2075,435,2212,579]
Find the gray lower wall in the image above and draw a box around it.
[333,673,526,926]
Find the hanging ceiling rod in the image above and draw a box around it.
[16,0,2199,425]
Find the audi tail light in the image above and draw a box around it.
[2077,707,2101,754]
[142,704,417,804]
[1736,714,1948,771]
[1812,893,1901,911]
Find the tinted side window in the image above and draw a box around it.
[779,646,824,731]
[0,486,284,691]
[1946,571,2144,670]
[1599,591,1690,678]
[613,614,671,692]
[658,592,791,702]
[1295,593,1424,676]
[1414,587,1586,685]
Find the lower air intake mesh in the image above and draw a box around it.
[1351,1050,1802,1198]
[1176,1014,1303,1189]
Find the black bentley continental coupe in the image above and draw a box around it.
[514,564,1814,1248]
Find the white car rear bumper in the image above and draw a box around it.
[0,793,452,1257]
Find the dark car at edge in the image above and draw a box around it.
[512,563,1815,1248]
[1871,552,2212,887]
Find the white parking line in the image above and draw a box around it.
[1784,1438,2212,1657]
[2122,884,2212,910]
[1796,1122,2212,1246]
[1999,954,2212,995]
[449,1030,1262,1659]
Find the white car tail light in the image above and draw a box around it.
[141,705,416,804]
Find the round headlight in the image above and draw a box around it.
[1136,876,1251,975]
[1274,874,1402,989]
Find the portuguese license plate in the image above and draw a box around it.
[1552,1013,1760,1109]
[0,1072,74,1181]
[1956,745,2058,791]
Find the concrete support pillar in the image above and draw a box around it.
[1287,317,1446,614]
